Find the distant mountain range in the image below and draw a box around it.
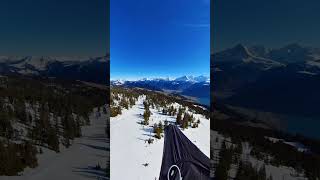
[111,75,210,105]
[0,55,109,84]
[212,43,320,117]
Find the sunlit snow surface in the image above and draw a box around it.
[111,96,210,180]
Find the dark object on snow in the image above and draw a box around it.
[159,125,211,180]
[142,163,149,167]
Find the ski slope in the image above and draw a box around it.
[2,109,108,180]
[110,97,210,180]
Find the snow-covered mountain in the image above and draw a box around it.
[112,75,209,84]
[214,44,285,70]
[111,75,210,105]
[212,43,320,117]
[214,43,320,71]
[0,55,109,84]
[174,75,210,83]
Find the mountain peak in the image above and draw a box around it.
[214,43,252,63]
[174,75,209,83]
[174,75,195,82]
[228,43,252,58]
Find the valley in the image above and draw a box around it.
[111,75,210,106]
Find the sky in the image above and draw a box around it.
[111,0,210,80]
[0,0,108,57]
[212,0,320,53]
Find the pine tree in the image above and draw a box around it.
[258,165,266,180]
[143,108,151,125]
[176,110,182,125]
[0,111,13,139]
[182,113,189,129]
[75,115,82,137]
[47,126,60,152]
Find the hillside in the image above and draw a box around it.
[211,104,320,180]
[110,87,210,179]
[0,75,109,178]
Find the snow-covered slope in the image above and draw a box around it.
[111,96,209,180]
[211,130,308,180]
[2,108,108,180]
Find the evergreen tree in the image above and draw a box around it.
[182,113,189,129]
[215,141,233,180]
[47,126,60,152]
[0,111,13,139]
[176,110,182,125]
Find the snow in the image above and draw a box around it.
[115,75,210,84]
[306,60,320,68]
[0,55,107,73]
[265,137,309,152]
[18,69,39,75]
[2,108,108,180]
[111,79,126,86]
[212,131,308,180]
[174,75,209,83]
[297,70,317,75]
[111,97,210,180]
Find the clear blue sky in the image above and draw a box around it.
[213,0,320,52]
[0,0,108,56]
[111,0,210,80]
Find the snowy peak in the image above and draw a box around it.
[174,75,195,82]
[214,44,251,63]
[114,75,210,84]
[112,79,126,86]
[110,75,210,105]
[0,55,109,84]
[174,75,209,83]
[0,55,107,71]
[136,77,171,82]
[193,75,210,82]
[24,56,56,70]
[214,43,281,67]
[232,44,252,57]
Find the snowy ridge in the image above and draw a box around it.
[111,75,209,84]
[110,76,210,106]
[214,44,285,70]
[0,55,109,74]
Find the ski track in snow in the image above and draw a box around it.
[111,97,210,180]
[2,109,108,180]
